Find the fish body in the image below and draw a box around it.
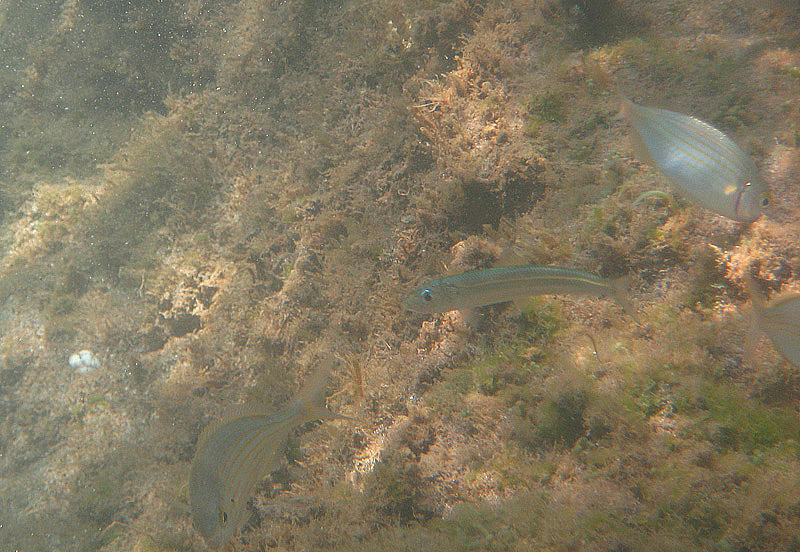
[402,264,632,314]
[622,99,769,222]
[189,363,341,548]
[746,277,800,367]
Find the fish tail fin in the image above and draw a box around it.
[742,319,762,368]
[619,94,634,119]
[610,275,638,321]
[618,96,655,166]
[297,357,353,423]
[743,272,767,314]
[742,272,767,367]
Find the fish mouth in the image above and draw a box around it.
[734,189,758,223]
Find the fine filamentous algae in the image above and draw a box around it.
[402,264,633,315]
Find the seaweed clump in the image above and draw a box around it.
[84,98,220,275]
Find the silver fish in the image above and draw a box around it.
[189,361,343,548]
[746,275,800,368]
[402,264,632,315]
[622,99,769,222]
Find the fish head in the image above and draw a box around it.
[735,178,770,222]
[401,281,456,313]
[190,466,237,548]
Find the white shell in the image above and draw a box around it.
[69,349,99,373]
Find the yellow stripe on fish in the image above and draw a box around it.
[189,359,345,548]
[402,264,633,316]
[622,98,769,223]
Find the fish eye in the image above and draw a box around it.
[761,196,769,207]
[744,181,752,187]
[220,510,228,524]
[421,289,433,302]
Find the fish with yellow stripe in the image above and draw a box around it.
[189,360,346,548]
[745,275,800,368]
[621,98,770,223]
[402,264,633,316]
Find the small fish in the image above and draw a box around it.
[402,264,633,315]
[622,98,769,223]
[745,275,800,368]
[189,360,344,549]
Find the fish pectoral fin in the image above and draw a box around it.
[167,498,192,516]
[456,308,480,332]
[722,183,738,196]
[508,298,526,316]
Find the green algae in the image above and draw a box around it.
[533,378,589,447]
[692,383,800,454]
[523,91,566,137]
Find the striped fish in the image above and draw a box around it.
[622,99,769,223]
[402,264,632,315]
[189,361,344,548]
[745,275,800,368]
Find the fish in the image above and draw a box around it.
[189,360,345,549]
[745,275,800,368]
[402,264,633,315]
[621,98,769,223]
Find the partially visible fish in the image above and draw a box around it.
[622,98,769,223]
[745,275,800,368]
[189,360,344,549]
[402,264,633,315]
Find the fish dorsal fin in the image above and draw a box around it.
[742,273,767,366]
[610,275,637,321]
[495,248,528,268]
[195,400,270,451]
